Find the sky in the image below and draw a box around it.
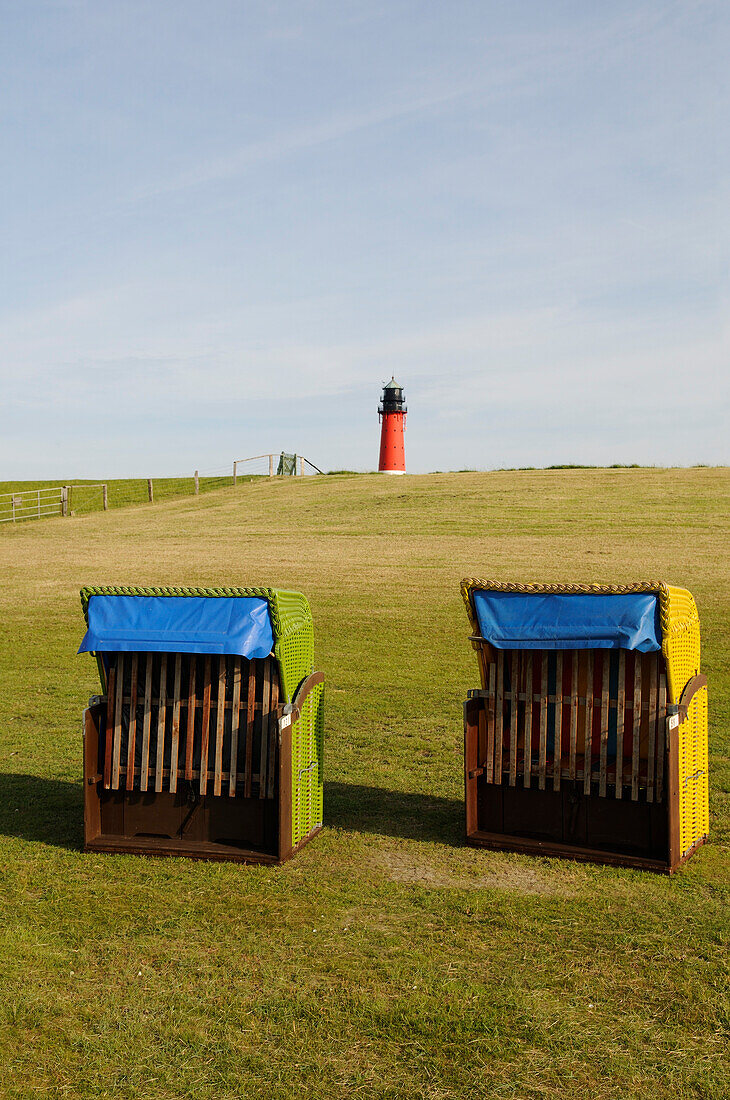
[1,0,728,477]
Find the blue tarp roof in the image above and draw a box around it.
[78,595,274,658]
[472,591,661,652]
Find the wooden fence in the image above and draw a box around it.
[0,485,68,523]
[1,455,322,524]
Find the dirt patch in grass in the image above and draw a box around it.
[373,847,576,896]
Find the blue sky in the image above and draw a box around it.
[2,0,727,476]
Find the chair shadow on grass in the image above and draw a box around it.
[0,772,464,851]
[0,773,83,851]
[325,781,464,845]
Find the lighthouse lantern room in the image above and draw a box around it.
[378,377,407,474]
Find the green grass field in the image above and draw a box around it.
[1,468,728,1099]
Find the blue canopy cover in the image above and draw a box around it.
[472,591,661,652]
[78,595,274,658]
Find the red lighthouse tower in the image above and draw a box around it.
[378,377,407,474]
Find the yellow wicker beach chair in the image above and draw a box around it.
[461,580,708,872]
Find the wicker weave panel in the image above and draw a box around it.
[679,685,709,856]
[292,681,324,847]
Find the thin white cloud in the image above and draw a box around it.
[128,83,478,202]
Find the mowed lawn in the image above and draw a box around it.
[0,468,728,1100]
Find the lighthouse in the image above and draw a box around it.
[378,377,407,474]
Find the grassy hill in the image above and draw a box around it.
[0,468,728,1098]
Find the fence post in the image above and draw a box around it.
[102,484,108,511]
[269,454,274,478]
[60,487,67,517]
[194,470,199,495]
[147,479,154,504]
[298,455,303,477]
[37,489,41,518]
[233,461,237,487]
[11,495,17,522]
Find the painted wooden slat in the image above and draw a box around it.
[244,659,256,797]
[523,656,533,789]
[494,650,504,783]
[185,656,197,781]
[169,654,182,794]
[538,653,548,790]
[103,662,116,789]
[598,652,610,797]
[583,650,594,795]
[229,657,241,797]
[569,652,579,781]
[154,653,168,793]
[477,680,487,766]
[478,705,488,783]
[509,653,519,786]
[553,651,563,792]
[485,661,496,783]
[631,656,642,801]
[111,653,125,789]
[259,660,272,798]
[267,670,279,800]
[140,655,153,792]
[646,655,657,803]
[125,653,139,792]
[213,655,226,796]
[615,651,625,800]
[199,655,212,795]
[657,668,667,802]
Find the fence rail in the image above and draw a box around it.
[231,453,323,482]
[1,453,323,524]
[0,485,66,523]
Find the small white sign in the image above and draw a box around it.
[668,714,679,730]
[280,713,292,730]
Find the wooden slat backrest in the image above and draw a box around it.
[111,654,124,789]
[102,651,280,798]
[582,651,594,795]
[523,656,533,789]
[185,656,196,781]
[259,660,271,799]
[647,658,657,802]
[508,652,519,786]
[199,655,212,795]
[213,655,226,797]
[470,645,669,803]
[538,654,548,790]
[494,650,504,784]
[631,657,642,801]
[229,659,242,798]
[615,651,626,800]
[155,653,168,794]
[553,652,563,792]
[103,663,116,789]
[568,653,578,782]
[245,660,256,797]
[169,654,182,794]
[140,656,153,791]
[125,654,138,792]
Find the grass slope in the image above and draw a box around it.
[0,468,728,1099]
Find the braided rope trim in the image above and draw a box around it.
[459,578,679,644]
[79,584,282,637]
